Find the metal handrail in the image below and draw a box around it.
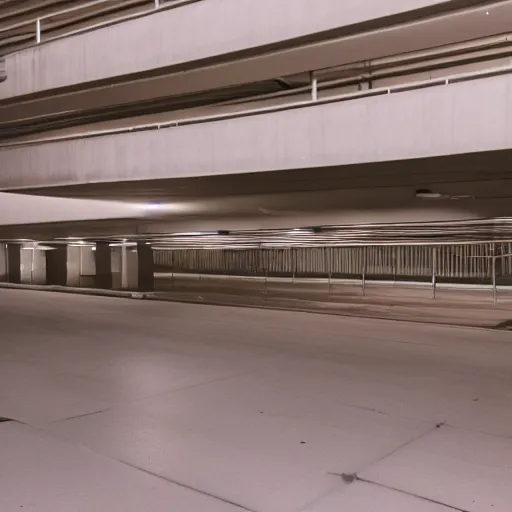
[0,0,193,47]
[35,0,110,43]
[1,62,511,150]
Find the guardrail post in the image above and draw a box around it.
[171,251,175,290]
[310,72,318,101]
[362,247,367,296]
[492,244,497,306]
[432,247,437,299]
[264,249,269,298]
[30,246,35,285]
[328,247,332,291]
[292,248,296,284]
[36,18,41,43]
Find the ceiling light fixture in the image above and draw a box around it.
[415,189,443,199]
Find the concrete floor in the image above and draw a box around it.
[1,289,512,511]
[154,273,512,328]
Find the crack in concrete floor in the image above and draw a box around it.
[353,475,472,512]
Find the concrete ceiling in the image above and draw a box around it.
[2,1,511,241]
[12,149,512,200]
[3,150,512,241]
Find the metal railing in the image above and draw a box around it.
[0,0,196,51]
[154,242,512,304]
[34,0,114,44]
[1,62,511,150]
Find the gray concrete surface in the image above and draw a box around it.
[1,288,512,511]
[0,0,449,99]
[3,73,512,191]
[154,273,512,328]
[2,273,512,328]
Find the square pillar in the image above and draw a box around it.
[77,245,96,288]
[19,247,46,285]
[111,246,122,289]
[66,245,81,287]
[46,246,67,286]
[6,244,21,284]
[107,242,155,292]
[0,244,7,282]
[112,242,154,291]
[45,245,92,287]
[31,249,47,284]
[137,242,155,292]
[95,242,112,289]
[111,245,137,290]
[20,248,33,284]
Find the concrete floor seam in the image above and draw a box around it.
[113,459,259,512]
[353,475,472,512]
[48,407,112,425]
[6,418,259,511]
[3,291,512,510]
[327,421,445,482]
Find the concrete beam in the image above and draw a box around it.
[0,0,450,100]
[1,74,511,190]
[0,192,148,225]
[2,1,511,128]
[5,244,21,283]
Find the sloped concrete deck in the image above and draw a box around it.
[0,288,511,511]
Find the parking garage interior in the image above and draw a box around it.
[2,1,512,511]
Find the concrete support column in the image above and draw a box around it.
[20,248,33,284]
[111,246,122,289]
[18,247,47,285]
[77,245,96,288]
[95,242,112,289]
[112,242,154,291]
[121,242,129,289]
[6,244,21,284]
[31,249,47,284]
[46,246,67,286]
[0,244,7,282]
[107,242,154,291]
[137,242,155,292]
[66,245,82,287]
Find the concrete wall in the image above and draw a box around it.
[0,0,449,99]
[1,73,511,190]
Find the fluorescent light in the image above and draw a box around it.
[415,189,443,199]
[109,242,137,247]
[172,231,217,236]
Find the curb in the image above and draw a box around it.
[0,282,507,331]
